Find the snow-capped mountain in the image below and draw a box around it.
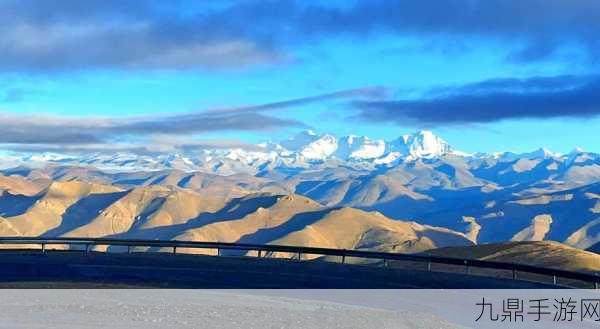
[0,130,456,173]
[335,135,386,160]
[0,130,598,176]
[389,130,453,159]
[292,132,338,160]
[278,130,453,163]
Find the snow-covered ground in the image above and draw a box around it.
[0,290,456,329]
[0,290,597,329]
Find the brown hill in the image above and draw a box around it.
[0,174,47,196]
[424,241,600,273]
[0,178,473,255]
[5,181,122,236]
[271,207,473,254]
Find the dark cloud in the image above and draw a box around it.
[226,0,600,62]
[0,1,283,72]
[115,112,303,135]
[5,139,265,155]
[354,75,600,125]
[0,87,378,147]
[1,0,599,72]
[206,86,389,115]
[0,112,300,146]
[428,75,591,97]
[0,130,103,145]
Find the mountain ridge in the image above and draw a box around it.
[2,130,597,175]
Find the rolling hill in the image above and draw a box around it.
[424,241,600,273]
[0,180,473,255]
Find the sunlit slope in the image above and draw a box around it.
[172,194,324,243]
[5,163,600,250]
[0,179,471,254]
[271,207,473,253]
[425,241,600,273]
[0,216,19,236]
[0,173,47,196]
[1,172,597,260]
[3,181,122,236]
[63,185,229,238]
[15,166,289,199]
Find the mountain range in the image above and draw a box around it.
[1,130,600,258]
[0,130,458,174]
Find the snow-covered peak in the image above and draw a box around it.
[529,147,560,158]
[256,141,284,153]
[335,135,386,160]
[390,130,452,159]
[566,147,598,166]
[280,130,321,151]
[495,147,560,162]
[277,130,453,162]
[298,133,338,160]
[0,130,468,173]
[570,147,585,155]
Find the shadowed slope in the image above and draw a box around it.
[173,194,323,244]
[588,242,600,254]
[5,181,122,236]
[271,207,473,254]
[43,190,130,237]
[64,185,228,238]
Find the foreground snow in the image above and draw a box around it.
[1,290,597,328]
[0,290,456,329]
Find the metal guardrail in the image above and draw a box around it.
[0,237,598,288]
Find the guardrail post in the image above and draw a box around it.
[173,246,177,254]
[41,243,45,253]
[464,260,470,274]
[427,260,432,271]
[257,250,262,258]
[297,251,302,261]
[383,259,388,268]
[127,245,131,254]
[85,244,90,254]
[595,281,598,290]
[512,265,517,280]
[552,275,557,285]
[217,247,220,257]
[341,255,345,264]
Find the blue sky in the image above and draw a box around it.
[1,0,600,155]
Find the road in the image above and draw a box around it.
[0,250,555,288]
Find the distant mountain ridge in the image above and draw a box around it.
[0,130,459,174]
[4,129,596,175]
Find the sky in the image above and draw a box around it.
[1,0,600,155]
